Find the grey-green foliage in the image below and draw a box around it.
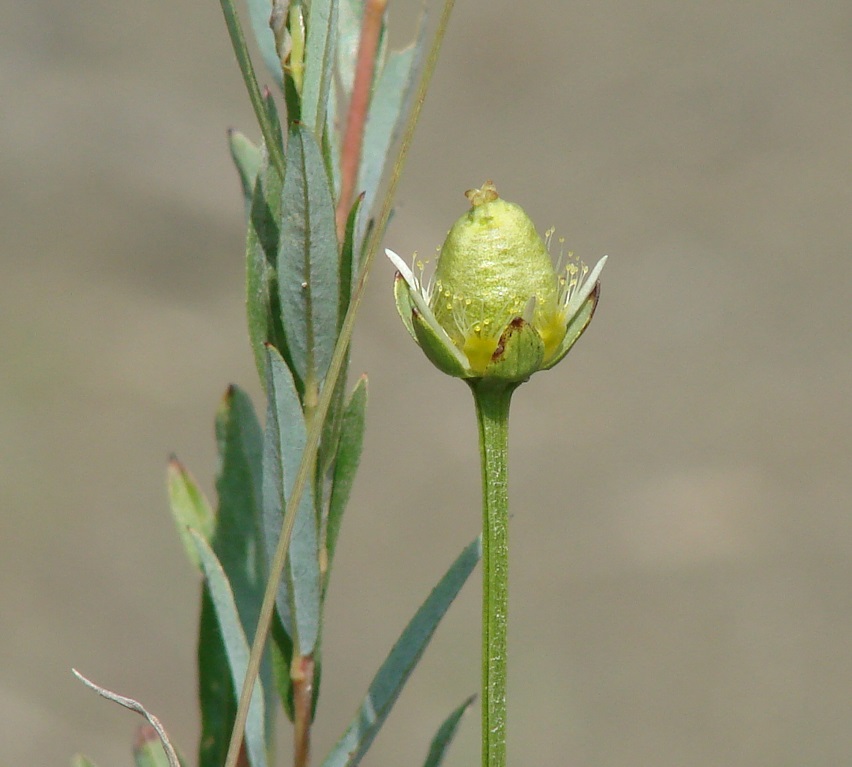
[159,1,477,766]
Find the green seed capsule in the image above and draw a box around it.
[387,182,606,385]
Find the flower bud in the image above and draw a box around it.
[388,182,606,385]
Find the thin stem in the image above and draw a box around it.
[470,381,516,767]
[336,0,387,239]
[292,654,315,767]
[222,4,458,767]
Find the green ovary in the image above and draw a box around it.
[429,185,562,370]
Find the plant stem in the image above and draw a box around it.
[223,3,458,766]
[470,380,516,767]
[336,0,387,240]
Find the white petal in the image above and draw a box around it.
[564,255,607,316]
[385,248,418,289]
[385,249,470,370]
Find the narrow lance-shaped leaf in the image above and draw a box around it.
[320,538,482,767]
[247,147,296,390]
[228,130,263,216]
[324,375,367,585]
[218,0,285,176]
[212,386,277,741]
[166,457,214,572]
[358,35,424,225]
[278,124,339,387]
[339,194,365,328]
[262,345,321,655]
[421,696,475,767]
[190,531,268,767]
[300,0,338,135]
[246,0,285,89]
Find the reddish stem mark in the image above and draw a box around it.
[336,0,388,240]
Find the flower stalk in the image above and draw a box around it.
[388,182,606,767]
[471,379,516,767]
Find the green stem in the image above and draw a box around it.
[470,380,516,767]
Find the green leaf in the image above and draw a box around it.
[218,0,285,176]
[422,696,475,767]
[166,457,214,572]
[197,587,235,767]
[213,387,265,630]
[262,345,321,655]
[301,0,338,135]
[339,194,364,327]
[325,375,367,582]
[71,756,99,767]
[335,0,388,96]
[247,149,298,389]
[278,124,340,387]
[228,129,262,215]
[212,386,277,740]
[320,538,482,767]
[335,0,364,96]
[191,531,269,767]
[246,0,284,89]
[358,37,424,223]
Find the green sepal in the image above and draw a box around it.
[482,317,545,383]
[392,273,418,343]
[409,302,470,379]
[541,282,600,371]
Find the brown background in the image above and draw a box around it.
[2,1,851,765]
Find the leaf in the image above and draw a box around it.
[320,538,482,767]
[338,194,365,328]
[335,0,364,96]
[71,756,99,767]
[218,0,285,176]
[228,129,263,215]
[246,0,284,89]
[300,0,338,135]
[197,587,235,767]
[191,531,268,767]
[247,148,297,389]
[262,345,321,655]
[358,36,424,223]
[324,375,367,582]
[212,386,277,740]
[335,0,388,97]
[166,457,214,572]
[278,124,340,387]
[421,696,475,767]
[213,387,265,630]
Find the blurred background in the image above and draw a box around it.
[2,1,851,764]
